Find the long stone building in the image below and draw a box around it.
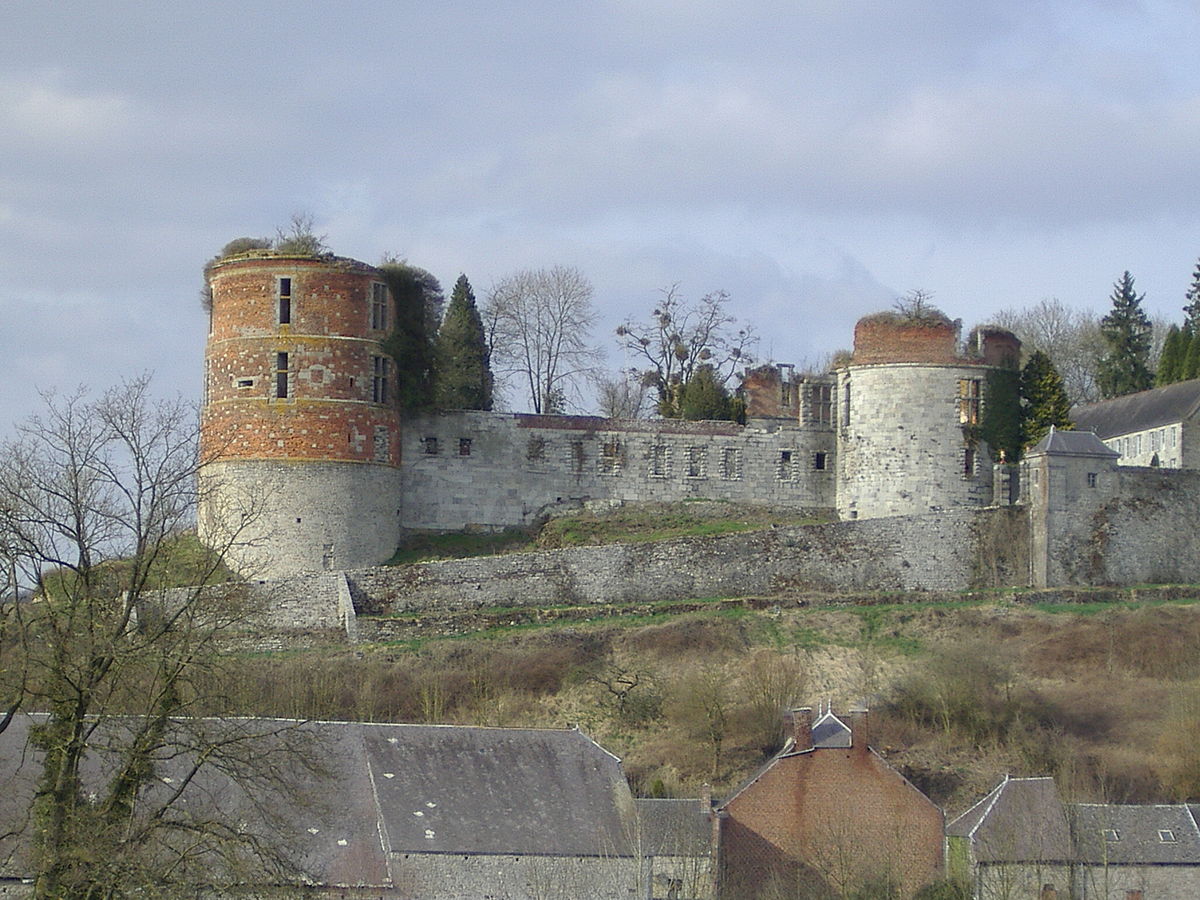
[198,249,1023,579]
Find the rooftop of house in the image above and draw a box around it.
[1026,426,1121,459]
[0,714,645,889]
[1072,803,1200,865]
[947,776,1073,863]
[1072,379,1200,440]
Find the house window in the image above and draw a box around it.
[423,437,439,455]
[957,379,981,425]
[459,438,472,457]
[1152,430,1161,452]
[778,449,794,481]
[720,447,742,480]
[278,277,292,325]
[686,446,706,478]
[275,352,289,399]
[650,444,669,477]
[599,438,620,474]
[1087,472,1097,488]
[814,451,827,471]
[1159,829,1177,842]
[236,377,254,389]
[372,356,389,404]
[526,436,546,461]
[571,440,585,474]
[370,282,389,330]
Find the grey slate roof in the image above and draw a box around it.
[947,776,1073,863]
[1071,379,1200,440]
[635,799,712,857]
[0,714,642,890]
[364,723,634,856]
[1025,427,1120,459]
[811,710,852,748]
[1072,804,1200,865]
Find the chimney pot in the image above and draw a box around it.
[850,708,869,755]
[788,707,813,751]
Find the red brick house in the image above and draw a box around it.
[717,707,944,898]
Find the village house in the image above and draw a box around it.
[716,707,944,899]
[0,714,714,900]
[1071,379,1200,469]
[948,775,1200,899]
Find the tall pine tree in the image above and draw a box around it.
[1020,350,1073,448]
[1184,257,1200,333]
[434,274,493,410]
[1096,271,1153,399]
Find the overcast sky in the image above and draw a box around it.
[2,0,1199,425]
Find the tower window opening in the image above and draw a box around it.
[370,282,389,330]
[459,438,472,456]
[278,277,292,325]
[808,383,833,426]
[372,356,390,404]
[814,451,827,470]
[957,378,981,425]
[275,352,289,399]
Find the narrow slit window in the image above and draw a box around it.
[276,352,289,399]
[278,278,292,325]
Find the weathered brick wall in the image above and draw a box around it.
[851,316,960,365]
[400,410,835,531]
[720,747,943,898]
[837,364,996,519]
[347,507,1028,615]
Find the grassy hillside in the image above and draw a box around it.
[207,588,1200,815]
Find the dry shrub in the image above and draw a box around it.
[620,615,747,657]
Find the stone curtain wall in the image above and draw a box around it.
[348,507,1028,614]
[400,410,836,532]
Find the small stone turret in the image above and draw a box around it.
[835,310,1019,519]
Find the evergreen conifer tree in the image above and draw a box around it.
[1157,324,1186,385]
[434,274,493,410]
[1096,271,1153,399]
[1184,257,1200,332]
[676,365,734,420]
[1020,350,1073,448]
[1183,331,1200,382]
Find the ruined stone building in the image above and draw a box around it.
[198,250,1023,579]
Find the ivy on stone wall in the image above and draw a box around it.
[379,263,443,413]
[980,368,1022,463]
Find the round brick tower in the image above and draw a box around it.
[835,311,1020,519]
[198,251,402,577]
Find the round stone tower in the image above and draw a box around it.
[198,251,402,578]
[835,311,1020,519]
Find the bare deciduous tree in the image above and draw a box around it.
[616,286,755,418]
[990,298,1105,406]
[484,266,601,414]
[0,376,312,898]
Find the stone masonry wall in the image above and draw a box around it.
[400,410,835,531]
[199,459,403,579]
[837,364,995,519]
[348,506,1028,614]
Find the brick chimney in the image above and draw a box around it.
[850,708,869,756]
[786,707,813,751]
